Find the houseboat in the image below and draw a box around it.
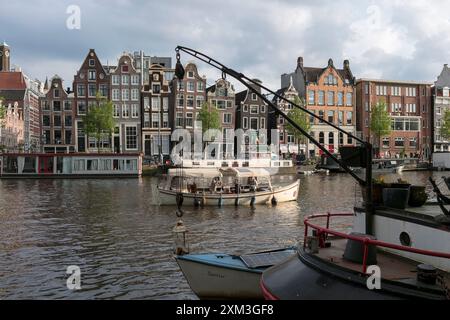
[158,167,300,206]
[0,153,142,178]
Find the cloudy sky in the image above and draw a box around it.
[1,0,449,90]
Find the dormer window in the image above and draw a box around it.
[89,59,95,67]
[251,93,257,101]
[187,71,194,78]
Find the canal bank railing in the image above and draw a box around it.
[303,212,450,274]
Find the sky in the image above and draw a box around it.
[1,0,450,91]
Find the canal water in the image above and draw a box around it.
[0,171,448,299]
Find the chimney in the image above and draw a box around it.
[344,59,350,70]
[297,56,304,69]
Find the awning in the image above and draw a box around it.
[167,168,222,178]
[220,167,271,178]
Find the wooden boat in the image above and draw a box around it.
[158,167,300,206]
[175,247,296,299]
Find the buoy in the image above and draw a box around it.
[271,195,277,206]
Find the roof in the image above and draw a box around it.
[303,66,354,84]
[220,167,271,178]
[167,168,222,178]
[235,89,248,106]
[0,72,27,90]
[0,89,26,101]
[434,65,450,88]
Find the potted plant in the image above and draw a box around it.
[382,178,411,209]
[360,176,389,205]
[408,185,428,207]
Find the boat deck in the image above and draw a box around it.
[314,238,450,286]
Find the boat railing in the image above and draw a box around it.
[303,212,450,273]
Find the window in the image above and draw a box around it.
[406,87,416,97]
[318,91,325,105]
[89,59,95,67]
[122,104,129,118]
[54,130,62,144]
[327,91,334,106]
[53,101,61,112]
[327,110,334,123]
[346,93,352,106]
[339,132,344,145]
[64,115,72,127]
[187,82,195,92]
[287,135,295,143]
[308,90,315,105]
[153,73,159,81]
[171,94,182,110]
[65,130,72,144]
[260,105,266,113]
[152,97,160,111]
[131,89,139,101]
[391,117,420,131]
[112,75,120,85]
[64,101,72,111]
[185,112,193,127]
[318,110,324,123]
[250,118,258,130]
[347,134,353,145]
[217,100,226,109]
[260,117,266,129]
[112,89,120,101]
[113,104,120,118]
[131,104,139,118]
[131,75,140,85]
[77,101,86,114]
[319,132,324,144]
[99,84,108,97]
[346,112,352,125]
[122,89,129,101]
[395,137,404,147]
[196,96,204,108]
[410,137,417,147]
[328,132,334,145]
[126,126,137,150]
[279,132,284,141]
[54,89,60,98]
[187,71,194,78]
[176,112,183,127]
[186,95,194,108]
[163,113,169,128]
[77,84,85,97]
[382,138,390,147]
[250,105,259,114]
[243,117,248,129]
[42,101,50,111]
[54,115,61,127]
[197,81,204,91]
[88,70,96,80]
[177,81,185,91]
[223,113,232,124]
[152,84,161,94]
[143,113,150,127]
[252,93,257,101]
[122,75,129,85]
[43,115,50,127]
[364,84,369,94]
[338,111,343,125]
[88,84,96,97]
[243,105,248,112]
[152,113,160,128]
[376,86,387,96]
[338,92,344,106]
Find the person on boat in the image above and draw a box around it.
[249,176,258,192]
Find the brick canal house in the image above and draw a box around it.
[169,62,207,158]
[272,76,302,157]
[141,62,172,160]
[206,78,236,159]
[235,79,270,159]
[73,49,110,152]
[110,53,141,153]
[282,57,356,157]
[40,76,75,153]
[432,64,450,153]
[355,79,432,160]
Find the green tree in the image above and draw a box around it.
[441,109,450,140]
[0,96,6,124]
[198,102,221,133]
[285,96,311,156]
[82,94,116,152]
[369,100,392,157]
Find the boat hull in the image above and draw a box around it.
[159,180,300,206]
[176,255,263,299]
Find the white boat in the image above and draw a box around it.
[175,247,296,299]
[158,167,300,206]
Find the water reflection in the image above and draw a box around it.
[0,171,448,299]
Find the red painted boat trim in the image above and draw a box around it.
[260,278,279,300]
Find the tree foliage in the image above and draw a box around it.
[198,102,221,134]
[0,96,6,122]
[441,109,450,140]
[82,94,116,151]
[369,100,392,146]
[285,96,311,144]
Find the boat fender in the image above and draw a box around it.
[176,193,184,208]
[250,196,256,207]
[271,196,277,206]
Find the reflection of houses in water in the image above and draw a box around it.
[0,101,24,151]
[0,153,142,177]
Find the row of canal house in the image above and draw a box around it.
[10,44,447,161]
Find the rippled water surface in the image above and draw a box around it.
[0,171,447,299]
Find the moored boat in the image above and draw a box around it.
[175,247,296,299]
[158,167,300,206]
